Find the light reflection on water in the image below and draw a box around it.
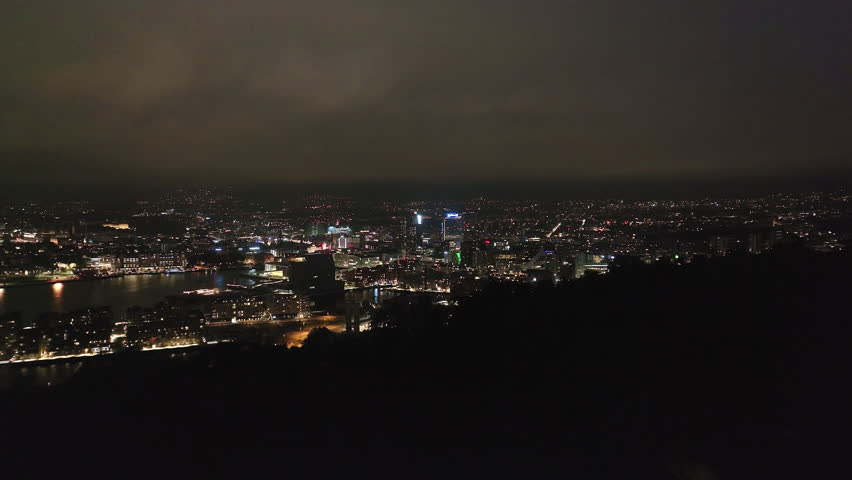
[1,281,401,387]
[0,271,251,323]
[0,361,83,389]
[51,282,64,311]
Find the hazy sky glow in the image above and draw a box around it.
[2,0,851,186]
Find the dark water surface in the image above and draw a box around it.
[0,277,401,388]
[0,271,252,322]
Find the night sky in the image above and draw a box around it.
[2,0,851,188]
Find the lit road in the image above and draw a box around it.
[282,315,346,347]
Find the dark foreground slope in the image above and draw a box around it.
[2,250,850,479]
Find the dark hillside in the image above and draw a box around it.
[3,250,850,479]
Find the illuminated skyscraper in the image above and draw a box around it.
[442,213,463,241]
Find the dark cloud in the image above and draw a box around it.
[1,0,851,186]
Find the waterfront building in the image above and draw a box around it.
[288,253,344,294]
[116,253,186,272]
[207,293,267,323]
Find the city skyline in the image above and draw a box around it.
[3,3,852,477]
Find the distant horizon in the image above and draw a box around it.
[2,168,850,202]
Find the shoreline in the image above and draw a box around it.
[0,268,221,290]
[0,313,344,368]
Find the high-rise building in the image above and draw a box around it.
[413,212,437,236]
[442,213,464,241]
[0,312,19,361]
[305,222,327,237]
[288,253,344,294]
[335,236,350,250]
[574,253,609,278]
[461,239,492,269]
[748,229,782,254]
